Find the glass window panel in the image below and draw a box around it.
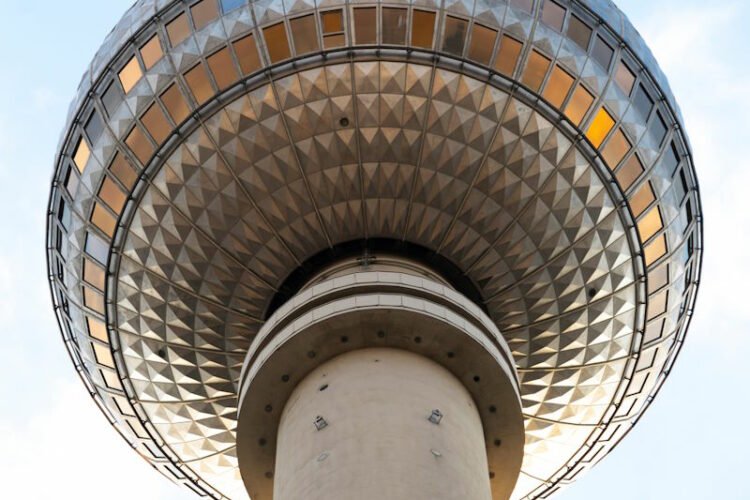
[83,287,106,314]
[85,111,104,143]
[140,34,163,70]
[468,24,497,66]
[233,34,261,75]
[65,167,79,197]
[567,15,591,50]
[207,47,238,89]
[141,102,172,144]
[84,258,106,291]
[565,86,594,126]
[125,125,154,165]
[647,290,668,320]
[184,63,214,104]
[443,16,468,56]
[290,15,320,55]
[87,316,108,342]
[167,13,191,47]
[644,234,666,267]
[616,153,644,190]
[101,369,121,389]
[110,153,138,189]
[614,61,635,95]
[118,56,142,94]
[382,8,407,45]
[522,50,551,92]
[93,342,115,368]
[494,35,522,76]
[264,22,292,62]
[324,34,346,49]
[411,10,436,49]
[73,137,90,173]
[191,0,219,31]
[542,65,574,108]
[601,128,631,169]
[91,203,116,237]
[322,10,343,34]
[592,35,613,69]
[585,107,614,148]
[510,0,533,12]
[649,111,668,146]
[541,1,565,31]
[648,263,669,293]
[638,206,663,242]
[629,181,655,217]
[663,141,680,174]
[101,81,123,117]
[643,318,664,343]
[221,0,245,12]
[98,176,127,214]
[160,83,190,124]
[354,8,376,45]
[86,232,109,264]
[633,83,653,119]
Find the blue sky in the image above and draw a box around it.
[0,1,746,498]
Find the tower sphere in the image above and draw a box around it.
[47,0,702,498]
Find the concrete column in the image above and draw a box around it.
[273,348,493,500]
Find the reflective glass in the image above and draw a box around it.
[601,128,630,168]
[648,263,669,293]
[468,24,497,66]
[649,112,668,146]
[101,81,123,117]
[522,50,551,92]
[221,0,245,12]
[638,206,663,242]
[93,342,115,368]
[494,35,522,76]
[73,137,90,173]
[633,83,653,119]
[586,107,615,148]
[542,65,574,108]
[354,8,376,45]
[541,1,565,31]
[616,154,644,191]
[85,233,109,264]
[83,258,106,291]
[207,47,238,89]
[184,63,214,105]
[644,234,667,266]
[98,176,127,214]
[140,34,163,70]
[322,10,343,34]
[564,84,594,125]
[629,181,655,217]
[614,61,635,95]
[443,16,468,56]
[91,203,116,237]
[85,110,104,143]
[118,56,142,94]
[141,102,172,144]
[264,22,292,62]
[567,15,591,50]
[167,13,191,47]
[233,34,261,75]
[382,8,407,45]
[291,15,320,55]
[109,153,138,189]
[592,35,613,69]
[159,83,190,126]
[411,10,436,49]
[125,125,154,165]
[510,0,533,12]
[87,316,108,342]
[324,34,346,49]
[191,0,219,31]
[83,287,105,314]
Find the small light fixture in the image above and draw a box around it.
[314,415,328,431]
[428,409,443,425]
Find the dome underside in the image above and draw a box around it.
[47,1,702,499]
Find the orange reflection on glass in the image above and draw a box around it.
[494,35,522,76]
[118,56,142,94]
[382,8,407,45]
[601,127,631,169]
[468,24,497,66]
[83,258,106,291]
[614,60,635,96]
[638,206,663,242]
[411,10,436,49]
[191,0,219,31]
[585,107,614,148]
[125,125,154,165]
[160,83,191,124]
[83,287,105,314]
[87,316,108,342]
[291,15,320,55]
[184,63,213,105]
[616,153,644,191]
[73,137,90,173]
[354,8,376,45]
[522,50,551,91]
[443,16,468,56]
[648,263,669,293]
[93,342,115,368]
[98,176,127,214]
[264,22,292,62]
[167,13,191,47]
[542,65,574,108]
[322,10,343,34]
[207,47,238,89]
[91,202,116,237]
[140,35,163,70]
[233,34,261,75]
[629,181,655,217]
[644,234,667,266]
[109,153,138,189]
[564,84,594,125]
[141,102,172,144]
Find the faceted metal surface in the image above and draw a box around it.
[47,1,703,499]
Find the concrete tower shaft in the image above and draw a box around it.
[237,255,524,499]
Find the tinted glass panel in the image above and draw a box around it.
[221,0,245,12]
[522,50,551,91]
[118,56,142,94]
[207,47,238,89]
[630,181,655,216]
[644,234,666,266]
[564,84,594,125]
[494,35,522,76]
[102,81,123,117]
[443,16,468,56]
[160,83,191,124]
[542,65,574,108]
[638,206,663,242]
[141,102,172,144]
[382,8,407,45]
[125,125,154,165]
[354,8,376,45]
[91,203,116,237]
[614,61,635,95]
[140,35,163,70]
[592,35,613,69]
[322,10,343,34]
[85,233,109,264]
[167,13,191,47]
[468,24,497,65]
[567,15,591,50]
[649,112,668,146]
[85,111,104,143]
[73,137,90,173]
[541,1,565,31]
[510,0,533,12]
[586,107,615,148]
[98,177,127,214]
[291,15,320,55]
[411,10,436,49]
[633,83,653,119]
[264,22,292,62]
[616,154,644,190]
[184,63,214,104]
[601,128,630,168]
[191,0,219,31]
[233,34,261,75]
[109,153,138,189]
